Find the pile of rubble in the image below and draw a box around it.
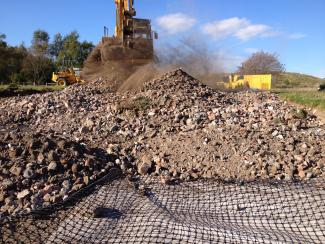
[0,131,118,215]
[0,69,325,216]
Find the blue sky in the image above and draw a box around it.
[1,0,324,77]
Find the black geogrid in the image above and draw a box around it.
[1,169,325,243]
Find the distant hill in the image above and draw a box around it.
[273,72,324,89]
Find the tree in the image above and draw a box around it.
[0,34,28,84]
[57,31,80,67]
[31,30,50,56]
[22,54,54,85]
[56,31,94,68]
[0,33,7,48]
[77,41,94,65]
[49,33,63,60]
[238,51,285,75]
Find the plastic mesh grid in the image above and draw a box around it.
[1,168,325,243]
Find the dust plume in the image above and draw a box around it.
[155,36,225,88]
[83,36,226,92]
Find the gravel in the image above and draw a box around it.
[0,68,324,216]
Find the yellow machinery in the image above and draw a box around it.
[100,0,158,64]
[52,68,84,86]
[224,74,272,90]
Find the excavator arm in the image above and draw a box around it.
[115,0,135,40]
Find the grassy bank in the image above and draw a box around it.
[271,72,325,112]
[0,84,64,97]
[273,72,324,89]
[274,89,325,111]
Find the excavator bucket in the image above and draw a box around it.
[100,20,155,65]
[98,0,156,65]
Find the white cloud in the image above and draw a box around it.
[288,33,307,39]
[156,13,197,34]
[235,24,271,40]
[202,17,279,41]
[202,18,249,39]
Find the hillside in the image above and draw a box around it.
[273,72,324,89]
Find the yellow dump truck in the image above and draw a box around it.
[52,68,84,86]
[224,74,272,90]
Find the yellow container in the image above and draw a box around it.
[224,74,272,90]
[244,74,272,90]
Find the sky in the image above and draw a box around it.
[1,0,324,77]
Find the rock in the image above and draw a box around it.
[48,150,58,161]
[110,124,119,132]
[71,184,83,192]
[138,163,151,175]
[148,111,156,116]
[160,175,172,184]
[60,159,68,165]
[186,119,193,126]
[62,180,71,190]
[10,166,23,176]
[83,176,90,185]
[0,192,5,203]
[84,118,94,127]
[294,155,304,163]
[79,126,90,133]
[298,165,306,179]
[207,112,216,121]
[5,196,14,205]
[9,148,21,159]
[138,156,152,175]
[306,172,313,180]
[23,168,35,179]
[272,130,279,137]
[43,193,51,202]
[48,162,58,171]
[2,179,14,190]
[71,163,79,174]
[50,195,62,203]
[57,140,66,150]
[37,152,45,163]
[17,189,30,199]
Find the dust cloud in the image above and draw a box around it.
[83,36,226,92]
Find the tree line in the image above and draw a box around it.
[0,30,94,85]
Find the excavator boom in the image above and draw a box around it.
[115,0,135,39]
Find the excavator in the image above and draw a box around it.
[100,0,158,64]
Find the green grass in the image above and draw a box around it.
[271,72,325,111]
[0,84,64,97]
[20,85,64,92]
[274,89,325,111]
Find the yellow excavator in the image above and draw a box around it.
[100,0,158,64]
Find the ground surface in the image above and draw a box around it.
[0,69,324,217]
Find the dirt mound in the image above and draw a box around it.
[1,69,325,216]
